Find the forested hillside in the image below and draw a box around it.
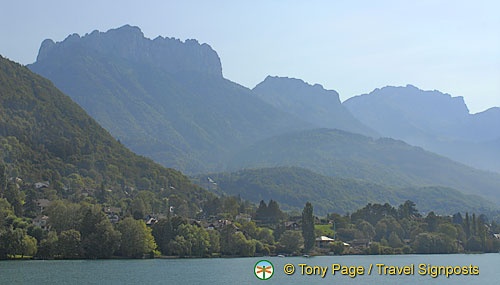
[0,55,210,214]
[29,25,310,173]
[193,167,499,216]
[344,85,500,173]
[229,129,500,205]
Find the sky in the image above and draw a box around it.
[1,1,499,113]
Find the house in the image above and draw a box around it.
[35,182,49,189]
[144,215,158,226]
[315,236,335,249]
[33,215,49,231]
[350,239,371,249]
[104,207,122,215]
[285,221,300,231]
[236,214,251,222]
[188,219,202,228]
[35,199,51,213]
[206,219,231,230]
[107,213,119,224]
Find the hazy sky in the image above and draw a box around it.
[1,1,499,113]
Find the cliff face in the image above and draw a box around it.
[344,85,500,173]
[29,26,310,174]
[36,25,223,77]
[253,76,378,137]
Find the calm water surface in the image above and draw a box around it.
[0,254,498,284]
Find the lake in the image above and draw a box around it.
[0,254,498,284]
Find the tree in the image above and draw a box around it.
[257,228,274,244]
[452,213,463,224]
[267,200,285,224]
[220,224,237,255]
[207,229,220,254]
[412,233,456,254]
[0,163,6,197]
[131,198,146,220]
[437,223,457,239]
[168,235,191,257]
[23,188,39,218]
[233,232,255,256]
[22,235,37,257]
[117,217,156,258]
[398,200,420,219]
[223,197,239,218]
[255,200,268,222]
[375,216,403,241]
[4,183,23,216]
[388,232,404,248]
[2,228,25,258]
[177,224,210,257]
[278,230,303,254]
[58,229,82,259]
[82,219,121,259]
[301,202,315,253]
[329,241,345,255]
[46,200,81,233]
[37,231,58,259]
[356,220,375,239]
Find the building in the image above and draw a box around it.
[35,199,51,213]
[315,236,335,249]
[236,214,251,222]
[285,221,300,231]
[33,215,49,231]
[34,182,49,189]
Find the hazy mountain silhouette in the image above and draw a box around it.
[193,166,499,215]
[253,76,378,137]
[344,85,500,172]
[29,25,311,174]
[229,128,500,205]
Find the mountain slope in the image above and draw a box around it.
[28,25,311,174]
[253,76,378,137]
[193,167,499,216]
[229,128,500,205]
[0,55,210,212]
[344,85,500,172]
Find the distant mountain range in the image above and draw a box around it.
[193,167,499,216]
[29,25,311,174]
[253,76,378,137]
[0,55,210,214]
[26,25,500,210]
[344,85,500,173]
[229,128,500,205]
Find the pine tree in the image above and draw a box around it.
[302,202,315,253]
[0,162,6,198]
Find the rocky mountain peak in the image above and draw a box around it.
[35,25,223,77]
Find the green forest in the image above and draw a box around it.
[194,167,500,216]
[1,180,499,259]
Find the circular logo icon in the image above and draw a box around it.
[254,260,274,280]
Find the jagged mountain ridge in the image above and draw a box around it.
[253,76,378,137]
[344,85,500,172]
[29,25,312,174]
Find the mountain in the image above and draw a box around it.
[0,55,210,213]
[29,25,311,174]
[253,76,378,137]
[193,167,499,216]
[343,85,500,172]
[229,128,500,205]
